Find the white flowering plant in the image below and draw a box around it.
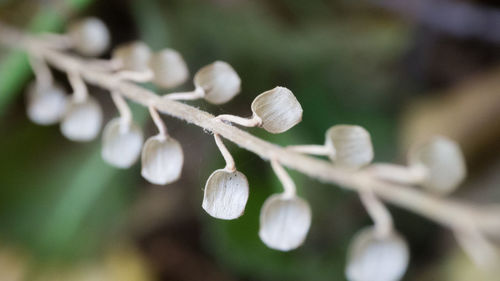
[0,15,499,281]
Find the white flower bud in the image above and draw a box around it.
[68,17,110,56]
[408,136,466,195]
[149,49,189,89]
[60,96,103,142]
[141,135,183,185]
[26,82,67,125]
[112,41,152,72]
[346,227,409,281]
[194,61,241,104]
[259,194,311,251]
[202,169,249,220]
[325,125,373,169]
[251,87,303,134]
[101,118,144,168]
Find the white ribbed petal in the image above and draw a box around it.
[325,125,374,169]
[149,49,189,89]
[202,169,249,220]
[251,87,302,134]
[60,97,103,142]
[112,41,151,72]
[408,136,466,195]
[346,227,409,281]
[101,118,144,168]
[259,194,311,251]
[68,17,110,56]
[141,135,184,185]
[26,83,67,125]
[194,61,241,104]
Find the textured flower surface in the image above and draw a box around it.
[194,61,241,104]
[325,125,374,169]
[102,118,144,168]
[26,82,67,125]
[346,227,409,281]
[202,169,249,220]
[259,194,312,251]
[408,136,466,195]
[149,49,189,89]
[60,96,103,142]
[141,135,184,185]
[251,87,302,133]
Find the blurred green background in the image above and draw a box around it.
[1,0,500,280]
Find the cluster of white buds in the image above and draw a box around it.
[21,17,475,280]
[288,124,467,280]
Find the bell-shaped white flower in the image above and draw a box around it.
[101,118,144,168]
[68,17,110,56]
[251,87,302,134]
[194,61,241,104]
[259,194,312,251]
[25,82,67,125]
[202,169,249,220]
[60,96,103,142]
[408,136,466,195]
[149,49,189,89]
[325,125,373,169]
[112,41,152,72]
[346,227,409,281]
[141,135,184,185]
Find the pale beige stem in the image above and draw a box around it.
[111,90,132,126]
[215,114,262,127]
[67,70,88,102]
[366,163,427,185]
[163,87,205,100]
[359,189,394,238]
[271,158,296,198]
[29,54,53,88]
[1,22,500,240]
[287,144,334,157]
[214,133,236,172]
[148,105,167,138]
[112,69,153,83]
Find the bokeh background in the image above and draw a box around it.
[1,0,500,280]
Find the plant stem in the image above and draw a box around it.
[1,22,499,238]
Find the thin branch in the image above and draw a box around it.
[214,133,236,172]
[148,105,167,138]
[271,158,297,198]
[1,22,500,238]
[359,189,394,237]
[111,90,132,126]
